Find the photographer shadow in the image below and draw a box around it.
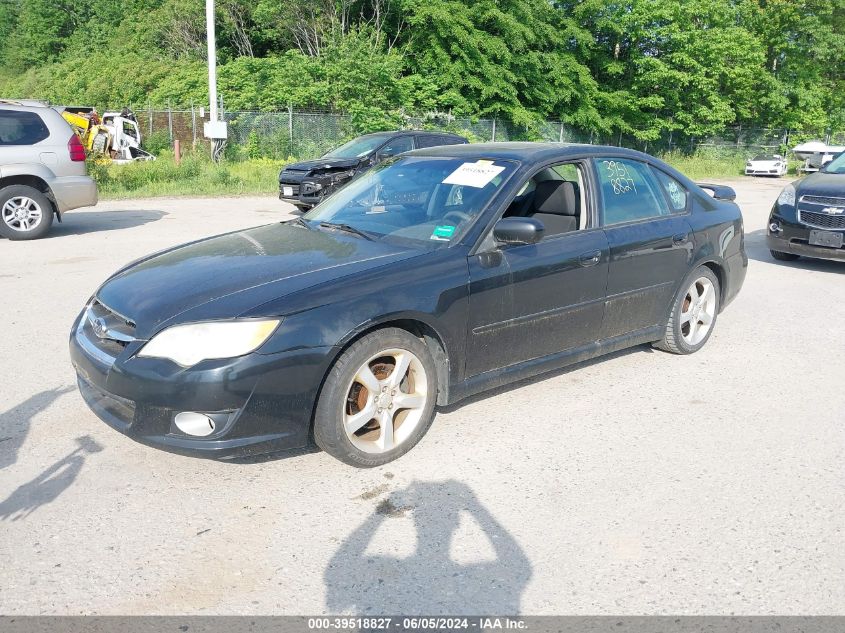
[325,480,531,614]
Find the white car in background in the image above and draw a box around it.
[745,154,788,177]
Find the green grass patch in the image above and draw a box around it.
[660,151,748,180]
[91,151,288,199]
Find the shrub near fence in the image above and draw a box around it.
[126,106,844,162]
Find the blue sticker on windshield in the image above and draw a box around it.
[431,225,456,241]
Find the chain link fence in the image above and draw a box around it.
[127,106,843,161]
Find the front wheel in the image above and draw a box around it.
[313,328,437,467]
[655,267,720,355]
[0,185,54,240]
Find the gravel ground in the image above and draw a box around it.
[0,179,843,615]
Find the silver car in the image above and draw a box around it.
[0,101,98,240]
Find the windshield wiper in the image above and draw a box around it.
[289,216,313,230]
[318,222,374,241]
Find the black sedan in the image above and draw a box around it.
[278,131,467,210]
[768,152,845,262]
[70,143,747,467]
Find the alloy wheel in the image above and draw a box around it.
[343,348,429,454]
[680,277,717,346]
[2,196,43,232]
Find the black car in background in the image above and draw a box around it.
[278,131,468,210]
[768,151,845,262]
[71,143,746,467]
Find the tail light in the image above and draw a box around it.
[68,134,86,161]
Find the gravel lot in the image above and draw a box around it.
[1,178,843,615]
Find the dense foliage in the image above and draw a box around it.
[0,0,842,141]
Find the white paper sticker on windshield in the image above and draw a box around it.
[443,161,505,188]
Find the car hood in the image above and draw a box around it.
[96,223,417,338]
[796,171,845,197]
[281,157,361,174]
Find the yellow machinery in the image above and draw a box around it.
[59,106,154,162]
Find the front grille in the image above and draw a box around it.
[81,299,137,359]
[800,195,845,207]
[798,209,845,230]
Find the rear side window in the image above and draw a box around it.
[652,169,688,212]
[596,158,670,225]
[0,111,50,146]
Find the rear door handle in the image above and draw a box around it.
[672,233,689,245]
[579,250,602,267]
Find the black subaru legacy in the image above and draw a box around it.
[768,151,845,262]
[70,143,747,467]
[278,131,467,210]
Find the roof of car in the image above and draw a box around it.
[0,99,51,109]
[358,130,466,139]
[407,141,651,161]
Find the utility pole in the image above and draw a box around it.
[203,0,227,161]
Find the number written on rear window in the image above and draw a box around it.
[596,158,671,225]
[0,111,50,146]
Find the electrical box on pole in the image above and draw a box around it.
[204,0,228,157]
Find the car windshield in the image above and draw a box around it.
[752,155,777,161]
[323,134,391,159]
[302,156,516,247]
[822,152,845,174]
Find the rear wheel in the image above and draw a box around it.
[313,328,437,467]
[770,249,799,261]
[655,267,720,355]
[0,185,54,240]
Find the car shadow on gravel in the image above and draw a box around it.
[325,480,532,614]
[48,209,167,237]
[745,229,845,273]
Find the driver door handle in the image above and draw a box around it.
[579,250,602,267]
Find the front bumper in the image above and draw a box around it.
[50,175,98,212]
[279,177,348,210]
[767,233,845,261]
[69,313,337,459]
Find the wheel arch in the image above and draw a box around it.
[324,315,452,413]
[698,259,726,308]
[0,175,59,218]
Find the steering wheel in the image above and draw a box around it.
[442,211,471,225]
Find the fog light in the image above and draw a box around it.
[769,222,781,233]
[174,412,216,437]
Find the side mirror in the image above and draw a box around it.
[493,217,544,245]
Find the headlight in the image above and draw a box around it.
[137,319,281,366]
[777,184,795,206]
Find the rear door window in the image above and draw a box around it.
[0,110,50,146]
[595,158,671,225]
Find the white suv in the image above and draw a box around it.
[0,101,98,240]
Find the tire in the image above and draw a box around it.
[313,327,438,467]
[770,249,799,262]
[0,185,54,240]
[655,266,721,355]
